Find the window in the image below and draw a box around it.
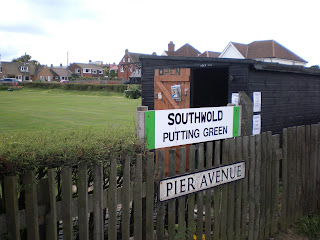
[128,58,131,62]
[0,66,2,73]
[130,67,133,72]
[47,76,51,81]
[75,68,80,73]
[120,66,124,72]
[16,75,22,80]
[99,70,104,74]
[84,68,91,73]
[56,76,59,80]
[92,69,97,74]
[20,66,29,72]
[61,76,65,80]
[123,58,126,63]
[40,76,44,80]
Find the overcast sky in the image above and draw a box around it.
[0,0,319,66]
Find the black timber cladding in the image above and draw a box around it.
[140,55,320,135]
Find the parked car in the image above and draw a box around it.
[0,78,19,83]
[60,80,69,83]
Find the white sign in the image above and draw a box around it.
[145,106,240,149]
[159,162,246,202]
[253,92,261,112]
[231,93,239,106]
[252,114,261,135]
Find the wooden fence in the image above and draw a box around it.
[0,124,320,240]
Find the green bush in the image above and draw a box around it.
[0,126,144,176]
[124,85,141,99]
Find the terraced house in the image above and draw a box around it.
[0,61,53,81]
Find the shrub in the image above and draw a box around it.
[0,126,144,176]
[124,85,141,99]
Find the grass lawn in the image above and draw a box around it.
[0,88,141,132]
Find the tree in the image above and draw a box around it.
[12,54,40,65]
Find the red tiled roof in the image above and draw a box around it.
[165,43,201,57]
[231,40,307,63]
[198,51,220,58]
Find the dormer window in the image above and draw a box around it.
[20,66,29,72]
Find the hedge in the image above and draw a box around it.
[0,126,144,176]
[21,82,133,93]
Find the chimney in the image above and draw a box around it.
[60,63,62,67]
[125,49,129,55]
[89,60,92,63]
[168,41,175,52]
[51,64,53,67]
[152,52,157,55]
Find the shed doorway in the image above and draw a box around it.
[191,67,229,108]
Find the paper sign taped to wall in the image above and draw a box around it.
[252,114,261,135]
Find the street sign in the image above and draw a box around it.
[144,106,240,149]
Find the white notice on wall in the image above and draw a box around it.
[231,93,239,106]
[253,92,261,112]
[252,114,261,135]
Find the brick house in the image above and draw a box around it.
[0,61,53,81]
[68,63,105,77]
[118,49,147,81]
[162,41,201,57]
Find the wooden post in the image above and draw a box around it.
[93,163,103,240]
[61,167,73,240]
[4,175,21,240]
[239,91,253,137]
[121,156,131,240]
[46,169,58,240]
[136,106,148,144]
[168,149,176,240]
[156,150,165,240]
[146,152,155,240]
[134,154,143,240]
[178,147,186,239]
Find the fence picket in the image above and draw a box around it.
[187,145,196,240]
[146,152,155,240]
[4,175,21,240]
[23,171,39,240]
[220,139,229,240]
[241,136,249,240]
[248,135,255,240]
[61,166,73,240]
[156,150,165,240]
[121,156,131,240]
[297,126,304,219]
[108,157,117,240]
[196,143,205,240]
[305,125,311,214]
[265,131,273,238]
[234,137,243,240]
[134,154,143,240]
[205,142,213,240]
[168,149,176,240]
[280,128,288,228]
[93,163,103,240]
[259,132,267,240]
[78,162,89,240]
[46,169,58,240]
[227,138,235,240]
[310,124,318,212]
[213,140,221,240]
[271,134,280,236]
[254,134,261,240]
[178,147,186,239]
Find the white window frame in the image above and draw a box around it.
[123,58,126,63]
[40,76,44,80]
[92,69,97,74]
[16,75,22,80]
[47,76,51,81]
[84,68,91,73]
[128,58,131,62]
[75,68,80,73]
[20,66,29,72]
[120,66,124,72]
[99,70,104,74]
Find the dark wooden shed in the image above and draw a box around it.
[140,55,320,135]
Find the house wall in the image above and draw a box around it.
[219,44,245,59]
[33,67,54,81]
[118,53,135,80]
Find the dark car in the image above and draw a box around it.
[0,78,19,83]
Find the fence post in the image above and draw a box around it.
[136,106,148,144]
[4,175,21,240]
[239,91,253,137]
